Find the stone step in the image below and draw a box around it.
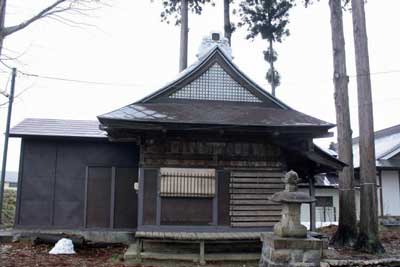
[124,243,260,263]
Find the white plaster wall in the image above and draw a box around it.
[299,187,339,228]
[381,170,400,216]
[355,189,360,220]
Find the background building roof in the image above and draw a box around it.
[10,118,107,139]
[352,123,400,169]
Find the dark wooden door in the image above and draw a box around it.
[114,167,138,229]
[86,167,112,228]
[86,166,138,229]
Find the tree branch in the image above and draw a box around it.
[3,0,69,37]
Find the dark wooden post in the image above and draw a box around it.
[308,175,316,232]
[328,0,357,246]
[351,0,384,253]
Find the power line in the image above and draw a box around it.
[19,71,148,88]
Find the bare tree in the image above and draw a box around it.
[351,0,384,253]
[0,0,101,61]
[328,0,357,247]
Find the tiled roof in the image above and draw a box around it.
[98,102,333,128]
[10,118,107,139]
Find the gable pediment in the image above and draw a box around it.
[168,63,262,103]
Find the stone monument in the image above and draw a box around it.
[259,170,326,267]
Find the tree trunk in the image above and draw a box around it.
[351,0,384,253]
[0,0,7,58]
[179,0,188,72]
[269,39,276,97]
[328,0,358,247]
[223,0,232,45]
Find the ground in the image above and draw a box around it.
[319,225,400,260]
[0,241,258,267]
[0,189,16,229]
[1,227,399,267]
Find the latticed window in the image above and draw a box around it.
[169,63,262,103]
[160,168,215,197]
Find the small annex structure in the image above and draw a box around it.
[352,124,400,218]
[10,33,344,241]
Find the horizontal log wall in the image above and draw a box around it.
[229,170,284,227]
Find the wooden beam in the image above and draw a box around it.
[309,175,316,232]
[110,167,116,229]
[378,170,383,217]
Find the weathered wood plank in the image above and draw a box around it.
[231,221,276,227]
[230,210,281,216]
[230,184,284,189]
[230,188,279,194]
[230,178,283,183]
[230,194,272,200]
[231,172,284,178]
[230,199,279,205]
[229,205,282,211]
[230,216,281,222]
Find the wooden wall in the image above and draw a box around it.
[139,135,286,228]
[16,138,139,230]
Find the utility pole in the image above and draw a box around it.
[351,0,384,253]
[0,67,16,225]
[329,0,357,247]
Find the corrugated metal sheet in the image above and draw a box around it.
[98,102,333,128]
[10,118,107,138]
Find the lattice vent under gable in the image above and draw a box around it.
[169,63,263,103]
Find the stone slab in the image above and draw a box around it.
[261,232,325,250]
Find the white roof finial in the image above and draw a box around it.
[197,31,232,60]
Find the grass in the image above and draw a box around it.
[1,189,16,228]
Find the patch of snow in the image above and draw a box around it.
[323,176,331,186]
[49,238,75,255]
[302,221,338,230]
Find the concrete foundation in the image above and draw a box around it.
[10,229,135,244]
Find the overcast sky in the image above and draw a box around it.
[1,0,400,172]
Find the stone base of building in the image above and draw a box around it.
[259,233,326,267]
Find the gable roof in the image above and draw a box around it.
[98,46,333,132]
[10,118,107,139]
[98,102,333,129]
[137,46,289,108]
[352,123,400,169]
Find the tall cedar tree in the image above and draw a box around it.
[303,0,358,247]
[327,0,358,247]
[224,0,235,45]
[239,0,294,97]
[351,0,384,253]
[0,0,100,63]
[155,0,213,71]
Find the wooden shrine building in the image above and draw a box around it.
[10,34,344,238]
